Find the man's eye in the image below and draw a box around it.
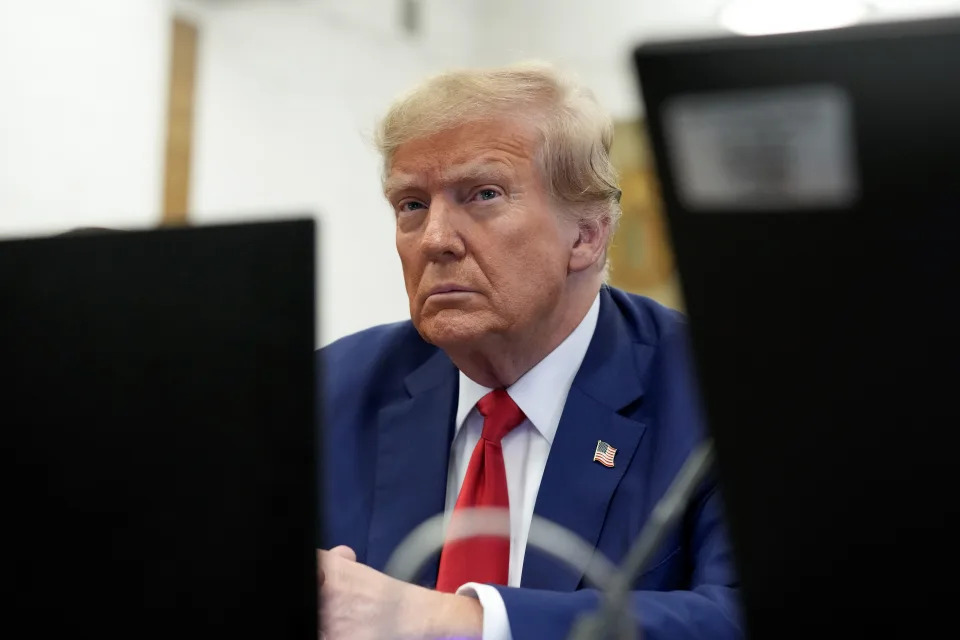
[398,201,426,214]
[471,188,501,202]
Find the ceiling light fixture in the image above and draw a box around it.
[719,0,871,36]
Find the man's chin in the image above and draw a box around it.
[414,310,492,349]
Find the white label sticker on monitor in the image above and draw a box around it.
[662,85,859,211]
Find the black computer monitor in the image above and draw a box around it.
[0,219,317,638]
[635,17,960,638]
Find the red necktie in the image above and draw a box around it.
[435,389,526,592]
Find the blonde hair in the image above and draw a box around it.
[374,61,622,244]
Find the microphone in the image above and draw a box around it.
[384,506,616,589]
[567,439,716,640]
[382,438,715,640]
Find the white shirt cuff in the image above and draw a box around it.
[456,582,513,640]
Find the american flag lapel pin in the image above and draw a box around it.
[593,440,617,468]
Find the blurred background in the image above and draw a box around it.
[3,0,959,345]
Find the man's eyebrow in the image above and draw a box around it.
[383,175,418,198]
[383,160,514,198]
[445,162,513,185]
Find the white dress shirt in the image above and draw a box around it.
[448,293,600,640]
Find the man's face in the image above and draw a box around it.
[385,117,579,349]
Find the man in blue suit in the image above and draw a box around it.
[318,62,741,640]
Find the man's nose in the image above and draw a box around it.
[420,198,465,262]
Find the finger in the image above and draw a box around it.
[329,545,357,562]
[316,550,325,587]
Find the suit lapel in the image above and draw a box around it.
[365,349,458,586]
[522,288,657,591]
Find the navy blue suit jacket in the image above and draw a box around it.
[320,286,742,639]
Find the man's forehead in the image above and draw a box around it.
[384,118,540,191]
[384,157,520,192]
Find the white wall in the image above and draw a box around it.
[0,0,169,236]
[185,0,477,345]
[473,0,960,120]
[470,0,733,121]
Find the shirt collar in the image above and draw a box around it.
[454,292,601,445]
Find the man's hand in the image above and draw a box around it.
[318,546,483,640]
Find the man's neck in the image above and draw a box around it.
[447,284,600,389]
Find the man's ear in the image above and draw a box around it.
[569,217,609,273]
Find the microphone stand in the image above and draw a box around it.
[384,507,617,590]
[567,439,716,640]
[382,439,715,640]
